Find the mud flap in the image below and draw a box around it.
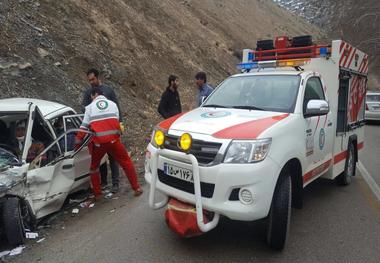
[165,198,212,238]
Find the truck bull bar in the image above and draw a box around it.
[149,148,220,233]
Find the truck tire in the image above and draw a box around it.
[266,173,292,250]
[336,143,356,186]
[2,197,25,246]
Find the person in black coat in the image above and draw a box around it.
[158,75,182,119]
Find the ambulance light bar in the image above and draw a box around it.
[277,58,310,67]
[237,58,310,71]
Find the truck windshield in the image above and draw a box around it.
[203,75,301,113]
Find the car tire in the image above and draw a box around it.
[336,143,356,186]
[2,197,26,246]
[266,172,292,250]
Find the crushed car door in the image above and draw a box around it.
[26,113,93,219]
[21,103,37,162]
[25,105,60,218]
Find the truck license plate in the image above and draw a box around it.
[164,163,193,183]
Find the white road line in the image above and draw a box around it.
[358,161,380,202]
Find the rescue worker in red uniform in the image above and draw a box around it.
[76,87,143,198]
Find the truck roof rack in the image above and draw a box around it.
[238,35,331,71]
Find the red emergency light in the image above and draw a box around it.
[254,35,331,62]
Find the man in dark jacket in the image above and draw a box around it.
[82,68,121,193]
[195,71,213,107]
[158,75,182,119]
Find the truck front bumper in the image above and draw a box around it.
[145,143,280,232]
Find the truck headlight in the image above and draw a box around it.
[223,138,272,163]
[150,129,165,148]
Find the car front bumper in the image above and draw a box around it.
[365,110,380,121]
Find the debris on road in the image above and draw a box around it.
[105,193,113,199]
[25,232,39,239]
[72,208,79,214]
[79,201,95,208]
[36,238,46,243]
[0,250,10,258]
[9,246,25,256]
[109,209,116,213]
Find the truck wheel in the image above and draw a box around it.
[2,197,26,246]
[336,143,356,186]
[266,173,292,250]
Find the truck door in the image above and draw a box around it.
[303,75,333,181]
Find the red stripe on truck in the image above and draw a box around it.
[334,141,364,164]
[358,141,364,150]
[345,48,356,68]
[304,141,364,185]
[342,45,353,67]
[340,41,345,53]
[158,112,186,130]
[334,150,347,165]
[303,159,332,184]
[212,113,289,139]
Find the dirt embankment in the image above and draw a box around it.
[274,0,380,89]
[0,0,324,165]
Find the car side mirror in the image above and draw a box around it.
[305,100,329,118]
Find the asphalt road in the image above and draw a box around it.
[6,124,380,263]
[361,123,380,186]
[8,179,380,262]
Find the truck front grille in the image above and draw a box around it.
[163,135,222,165]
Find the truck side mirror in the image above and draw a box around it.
[304,100,329,118]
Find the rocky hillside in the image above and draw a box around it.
[274,0,380,89]
[0,0,323,162]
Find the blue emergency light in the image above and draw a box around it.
[248,52,255,61]
[319,47,328,57]
[236,62,258,71]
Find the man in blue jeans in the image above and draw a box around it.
[82,68,121,193]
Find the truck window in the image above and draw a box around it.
[203,75,300,113]
[337,75,349,133]
[303,77,325,114]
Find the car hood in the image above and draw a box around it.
[164,108,290,139]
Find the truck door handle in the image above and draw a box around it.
[62,164,74,170]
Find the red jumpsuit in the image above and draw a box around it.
[76,95,140,197]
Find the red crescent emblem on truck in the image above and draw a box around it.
[212,113,289,139]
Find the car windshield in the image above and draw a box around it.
[203,75,301,113]
[0,148,20,170]
[367,94,380,102]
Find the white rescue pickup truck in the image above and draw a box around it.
[145,35,368,250]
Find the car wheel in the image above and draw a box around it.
[2,197,26,246]
[336,143,356,186]
[266,172,292,250]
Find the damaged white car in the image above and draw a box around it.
[0,98,93,246]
